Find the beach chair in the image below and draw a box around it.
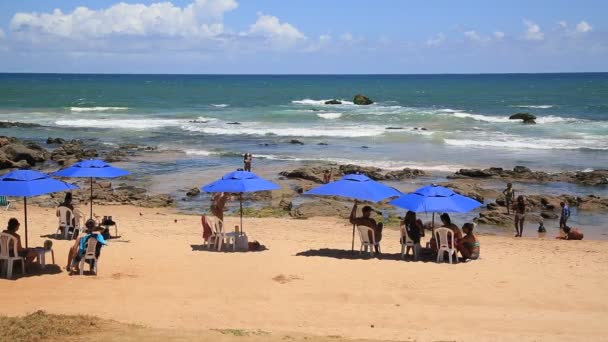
[400,225,421,261]
[356,225,379,257]
[434,227,458,264]
[0,233,25,279]
[0,196,10,210]
[56,207,74,239]
[79,237,100,276]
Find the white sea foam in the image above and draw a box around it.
[511,105,554,109]
[55,118,183,129]
[211,104,229,108]
[184,149,216,156]
[444,137,608,150]
[69,106,129,112]
[316,112,343,120]
[181,123,385,138]
[450,112,512,123]
[291,99,355,105]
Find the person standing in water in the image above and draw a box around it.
[559,202,571,230]
[243,153,252,172]
[323,169,332,184]
[503,183,515,214]
[513,195,526,237]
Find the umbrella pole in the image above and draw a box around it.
[24,197,28,248]
[351,224,355,256]
[90,177,93,220]
[239,193,243,235]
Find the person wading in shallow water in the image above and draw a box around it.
[243,153,252,172]
[503,183,515,214]
[323,169,332,184]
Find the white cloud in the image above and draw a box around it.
[558,21,568,29]
[426,32,445,47]
[247,13,305,43]
[576,21,592,33]
[464,30,481,41]
[494,31,505,40]
[523,20,544,41]
[10,0,238,40]
[319,34,332,43]
[340,32,354,42]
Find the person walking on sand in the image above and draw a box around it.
[323,169,332,184]
[559,202,571,230]
[503,183,515,214]
[349,200,383,254]
[513,195,526,237]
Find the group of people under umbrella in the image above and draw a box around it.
[1,161,482,278]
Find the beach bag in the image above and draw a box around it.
[248,240,261,251]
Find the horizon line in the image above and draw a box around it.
[1,71,607,76]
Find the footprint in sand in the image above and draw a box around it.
[272,274,302,284]
[111,272,137,280]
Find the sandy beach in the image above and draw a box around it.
[1,204,607,341]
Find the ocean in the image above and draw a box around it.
[1,73,607,237]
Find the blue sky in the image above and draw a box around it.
[0,0,606,73]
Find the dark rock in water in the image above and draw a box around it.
[361,146,369,149]
[455,168,495,178]
[280,164,427,183]
[541,211,558,219]
[46,137,66,145]
[353,94,373,105]
[385,127,404,130]
[420,127,428,131]
[280,166,327,184]
[474,211,514,227]
[324,99,342,105]
[384,168,427,180]
[317,142,328,146]
[513,165,531,173]
[0,122,42,128]
[289,139,304,145]
[226,122,241,125]
[509,112,537,124]
[186,187,200,197]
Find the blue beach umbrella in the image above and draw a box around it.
[53,159,130,219]
[304,174,402,253]
[389,184,482,216]
[202,170,280,232]
[0,170,78,247]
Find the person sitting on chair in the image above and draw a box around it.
[56,192,76,237]
[457,223,480,261]
[68,219,106,275]
[3,218,37,268]
[429,213,462,252]
[349,200,383,254]
[401,211,423,245]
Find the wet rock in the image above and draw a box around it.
[288,139,305,145]
[46,137,66,145]
[454,168,495,178]
[541,212,558,219]
[324,99,342,105]
[290,198,351,218]
[474,211,513,227]
[50,142,98,166]
[384,168,427,180]
[104,150,128,163]
[0,122,42,128]
[509,112,537,124]
[353,94,373,105]
[279,166,327,183]
[513,165,531,173]
[317,142,329,146]
[226,122,241,125]
[0,138,49,167]
[186,187,201,197]
[385,127,404,130]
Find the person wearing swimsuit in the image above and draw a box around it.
[457,223,480,260]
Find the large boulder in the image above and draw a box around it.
[46,137,66,145]
[353,94,373,105]
[51,142,98,166]
[290,198,351,218]
[509,112,537,124]
[0,140,49,167]
[0,122,42,128]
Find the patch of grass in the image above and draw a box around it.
[0,310,106,341]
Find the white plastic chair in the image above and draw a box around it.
[0,196,10,210]
[434,227,458,264]
[400,225,421,261]
[72,209,86,239]
[79,237,100,275]
[356,225,379,257]
[0,233,25,279]
[57,207,74,239]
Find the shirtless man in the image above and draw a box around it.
[210,192,229,222]
[503,183,515,214]
[349,200,383,253]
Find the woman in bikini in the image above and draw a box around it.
[457,223,480,260]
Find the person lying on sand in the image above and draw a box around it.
[3,218,38,268]
[349,200,383,253]
[556,226,584,240]
[457,223,480,261]
[68,219,106,275]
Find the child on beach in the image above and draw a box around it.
[537,221,546,233]
[503,183,515,214]
[513,195,526,237]
[323,169,332,184]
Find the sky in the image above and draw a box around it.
[0,0,606,74]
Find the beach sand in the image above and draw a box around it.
[1,204,607,341]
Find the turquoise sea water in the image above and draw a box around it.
[1,73,607,237]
